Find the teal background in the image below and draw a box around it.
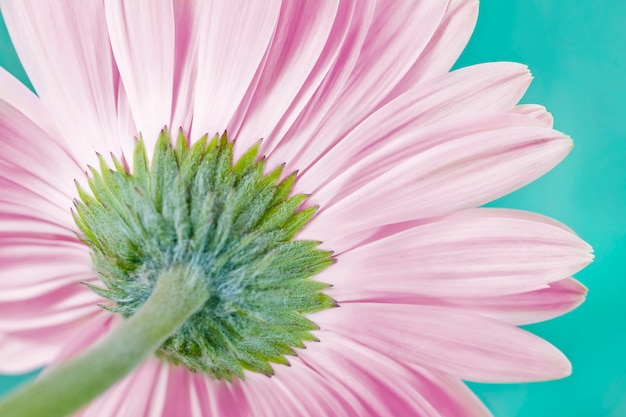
[0,1,624,416]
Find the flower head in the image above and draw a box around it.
[0,1,591,416]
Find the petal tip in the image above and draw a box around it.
[554,352,573,379]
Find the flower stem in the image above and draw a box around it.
[0,265,209,417]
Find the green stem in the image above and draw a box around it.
[0,265,209,417]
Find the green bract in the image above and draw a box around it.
[73,130,335,380]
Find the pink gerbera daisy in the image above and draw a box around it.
[0,1,591,416]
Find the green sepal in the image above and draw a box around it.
[132,136,150,193]
[73,129,335,381]
[232,140,261,179]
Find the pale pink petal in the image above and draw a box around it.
[115,79,139,163]
[0,236,94,355]
[315,303,572,383]
[261,1,375,169]
[0,286,99,374]
[0,69,83,214]
[0,180,75,233]
[389,0,479,94]
[0,67,59,136]
[266,0,448,172]
[158,366,204,417]
[0,163,70,222]
[149,366,249,417]
[191,0,281,140]
[185,375,213,417]
[0,0,123,165]
[0,214,74,238]
[321,208,591,300]
[236,365,326,417]
[0,272,93,304]
[138,365,243,417]
[443,278,587,326]
[229,0,341,156]
[0,321,96,374]
[169,0,202,134]
[512,104,555,127]
[75,359,165,417]
[104,0,175,147]
[293,0,447,139]
[0,239,92,295]
[319,0,447,115]
[302,115,573,246]
[201,378,251,417]
[190,379,224,417]
[475,207,576,232]
[111,362,168,417]
[407,368,493,417]
[240,357,359,417]
[0,281,100,332]
[337,278,586,328]
[266,0,479,173]
[298,333,492,416]
[45,312,113,366]
[295,62,533,193]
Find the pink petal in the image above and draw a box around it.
[104,0,175,147]
[338,278,586,327]
[325,0,447,110]
[231,0,341,158]
[267,0,449,173]
[202,378,251,417]
[477,207,576,232]
[47,312,246,417]
[1,0,124,165]
[389,0,479,94]
[0,321,95,374]
[46,311,113,366]
[240,356,359,417]
[303,114,573,246]
[0,238,92,299]
[512,104,555,127]
[169,0,203,135]
[298,332,492,416]
[0,162,70,219]
[158,366,208,417]
[75,358,165,417]
[0,70,83,220]
[315,303,572,383]
[114,79,138,163]
[0,281,100,332]
[0,214,74,238]
[191,0,281,141]
[0,237,96,369]
[407,367,493,417]
[295,62,533,194]
[261,1,376,169]
[0,286,100,374]
[0,67,59,136]
[442,277,588,326]
[0,181,74,233]
[144,366,247,417]
[322,208,591,300]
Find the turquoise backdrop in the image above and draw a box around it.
[0,1,624,416]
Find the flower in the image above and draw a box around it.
[0,0,592,416]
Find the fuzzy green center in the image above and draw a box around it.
[73,130,335,380]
